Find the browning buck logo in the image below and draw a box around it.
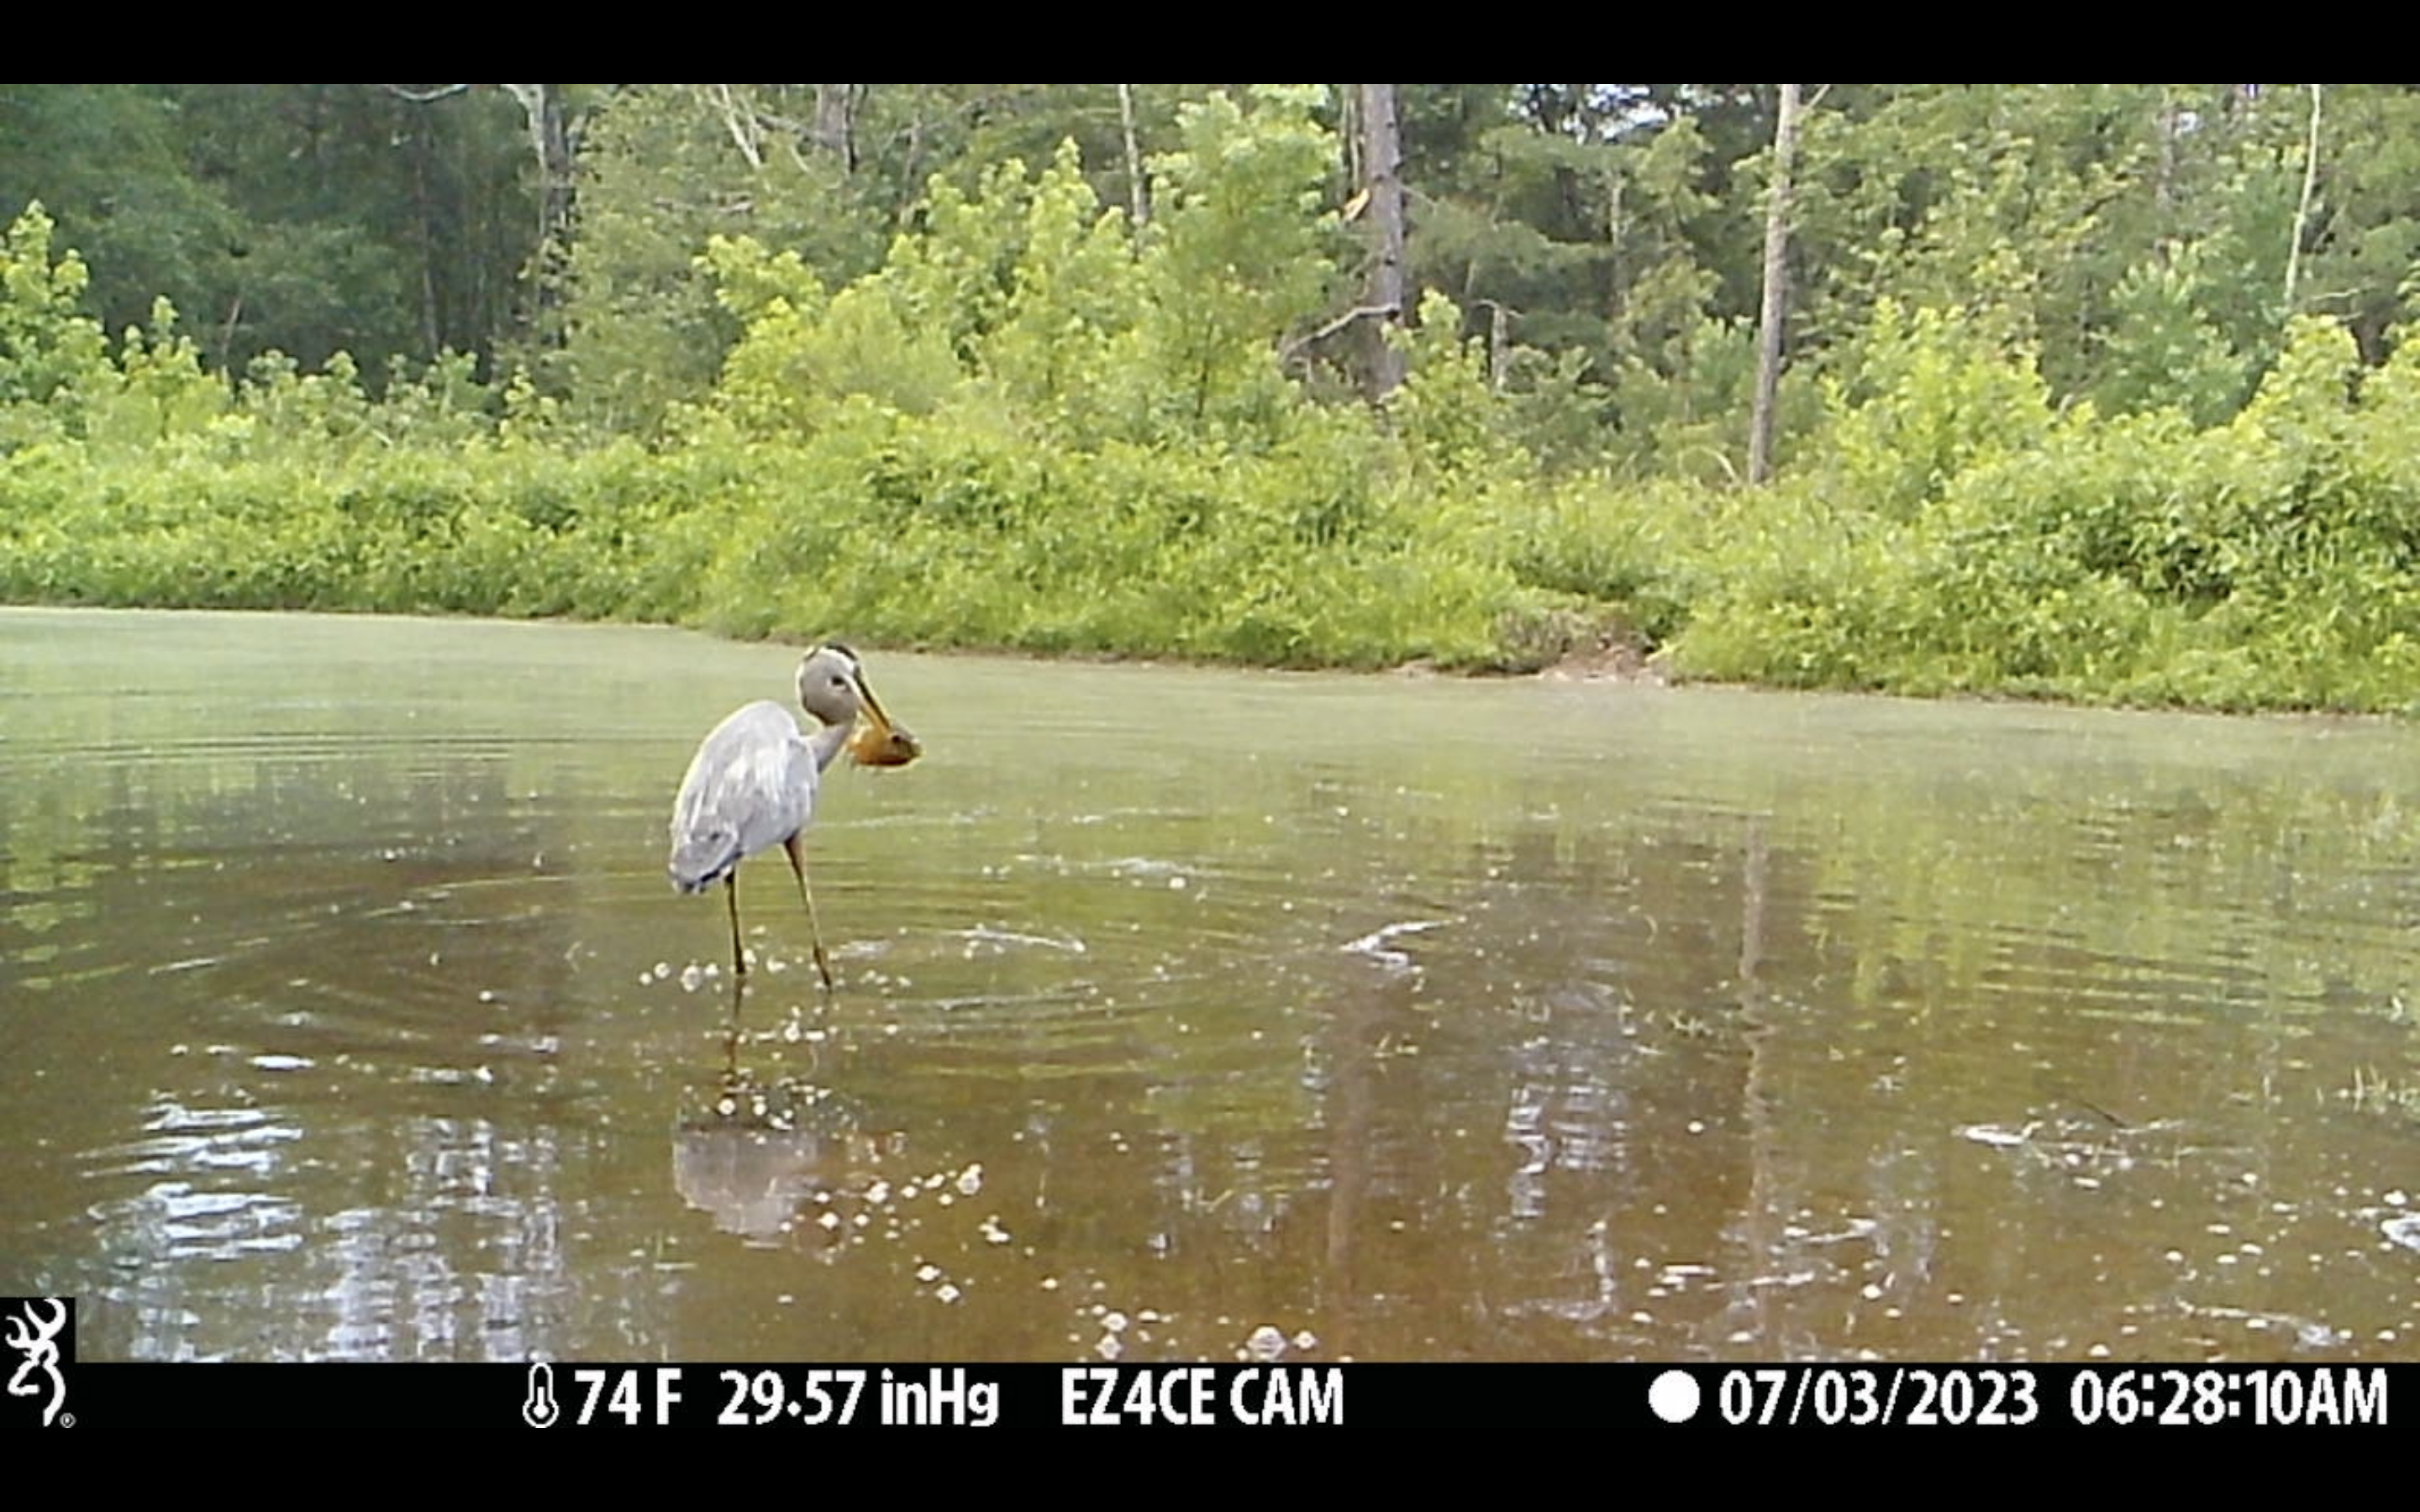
[4,1299,71,1428]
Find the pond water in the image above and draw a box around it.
[3,606,2416,1362]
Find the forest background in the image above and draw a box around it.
[5,83,2418,711]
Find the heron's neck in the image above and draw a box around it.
[809,716,854,774]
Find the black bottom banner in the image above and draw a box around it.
[7,1360,2399,1433]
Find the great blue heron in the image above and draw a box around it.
[668,643,920,990]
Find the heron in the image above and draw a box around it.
[668,643,920,990]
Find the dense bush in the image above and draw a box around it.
[1583,314,2420,711]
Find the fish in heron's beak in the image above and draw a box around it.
[846,673,922,769]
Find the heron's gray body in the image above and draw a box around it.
[665,643,915,992]
[666,699,850,894]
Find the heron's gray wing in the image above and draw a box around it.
[667,701,819,892]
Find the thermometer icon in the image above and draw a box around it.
[523,1362,560,1427]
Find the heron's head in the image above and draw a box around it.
[797,643,922,768]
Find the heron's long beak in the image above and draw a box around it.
[847,670,923,768]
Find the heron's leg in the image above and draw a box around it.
[724,872,748,980]
[782,832,835,990]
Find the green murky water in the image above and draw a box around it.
[3,606,2417,1362]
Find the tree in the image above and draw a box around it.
[499,84,581,332]
[1748,82,1802,484]
[1356,83,1408,400]
[0,85,543,381]
[545,86,891,434]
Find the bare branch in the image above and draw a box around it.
[1278,302,1402,370]
[708,84,765,170]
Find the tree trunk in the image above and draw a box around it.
[502,84,575,333]
[408,121,442,355]
[2152,95,2180,227]
[1357,82,1407,402]
[1117,84,1150,230]
[813,84,859,172]
[1748,82,1802,487]
[1483,299,1509,394]
[2286,84,2322,312]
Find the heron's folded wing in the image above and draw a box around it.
[667,701,818,890]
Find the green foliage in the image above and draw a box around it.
[1388,291,1524,479]
[1137,87,1346,439]
[1602,315,1763,481]
[15,87,2420,715]
[981,144,1150,442]
[0,95,1518,677]
[1818,300,2054,516]
[2092,248,2252,426]
[545,87,826,437]
[1627,310,2420,711]
[2,85,537,381]
[672,102,1512,670]
[0,205,110,439]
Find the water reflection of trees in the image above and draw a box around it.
[1071,695,2420,1356]
[3,618,641,1358]
[15,617,2420,1358]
